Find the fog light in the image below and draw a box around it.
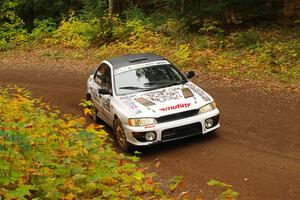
[205,118,214,128]
[145,132,156,141]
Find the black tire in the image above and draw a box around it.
[113,119,131,152]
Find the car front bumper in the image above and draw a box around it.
[123,108,220,146]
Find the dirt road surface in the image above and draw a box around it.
[1,51,299,199]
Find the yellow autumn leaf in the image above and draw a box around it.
[155,161,161,168]
[84,108,92,115]
[45,104,51,110]
[280,66,287,72]
[64,193,76,200]
[83,148,88,155]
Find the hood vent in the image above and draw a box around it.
[128,57,148,63]
[182,88,194,98]
[134,97,155,107]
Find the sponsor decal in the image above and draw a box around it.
[159,103,191,111]
[114,61,170,74]
[141,86,183,103]
[144,124,155,129]
[121,97,142,114]
[185,82,211,101]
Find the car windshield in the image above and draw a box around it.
[115,64,187,95]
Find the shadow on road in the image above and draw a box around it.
[136,132,220,156]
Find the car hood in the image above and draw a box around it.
[117,82,213,118]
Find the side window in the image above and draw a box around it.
[94,63,112,92]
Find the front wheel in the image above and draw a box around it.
[113,119,131,152]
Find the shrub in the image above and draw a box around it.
[0,1,28,50]
[0,38,8,50]
[124,18,146,37]
[123,6,147,22]
[0,86,169,199]
[174,44,192,66]
[46,14,100,48]
[30,18,57,41]
[196,36,209,49]
[199,20,224,35]
[207,179,239,200]
[0,28,28,50]
[233,31,258,48]
[97,13,127,40]
[157,18,187,36]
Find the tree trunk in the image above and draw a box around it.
[108,0,113,16]
[108,0,113,38]
[181,0,185,14]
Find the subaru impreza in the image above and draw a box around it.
[87,53,220,152]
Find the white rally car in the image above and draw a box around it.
[87,53,220,152]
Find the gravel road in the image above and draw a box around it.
[1,50,299,199]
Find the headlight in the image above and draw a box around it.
[128,118,156,126]
[199,101,217,114]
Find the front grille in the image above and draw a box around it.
[156,109,199,123]
[161,122,202,141]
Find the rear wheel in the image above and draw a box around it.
[114,119,131,152]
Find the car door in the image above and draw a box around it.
[90,63,114,125]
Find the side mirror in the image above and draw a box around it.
[98,88,111,95]
[185,71,195,79]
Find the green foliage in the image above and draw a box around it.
[233,31,258,48]
[0,0,297,42]
[199,21,224,35]
[46,13,100,48]
[0,0,299,89]
[174,44,192,66]
[208,179,239,200]
[196,36,209,49]
[0,85,170,199]
[159,18,187,36]
[294,19,300,25]
[80,0,107,20]
[16,0,81,26]
[207,179,232,188]
[96,26,300,88]
[30,18,57,41]
[0,1,28,50]
[124,18,146,37]
[168,176,183,191]
[123,6,147,22]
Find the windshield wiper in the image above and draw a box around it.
[144,80,169,86]
[119,86,153,91]
[145,80,187,87]
[157,80,187,88]
[144,82,161,86]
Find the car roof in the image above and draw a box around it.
[106,53,166,69]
